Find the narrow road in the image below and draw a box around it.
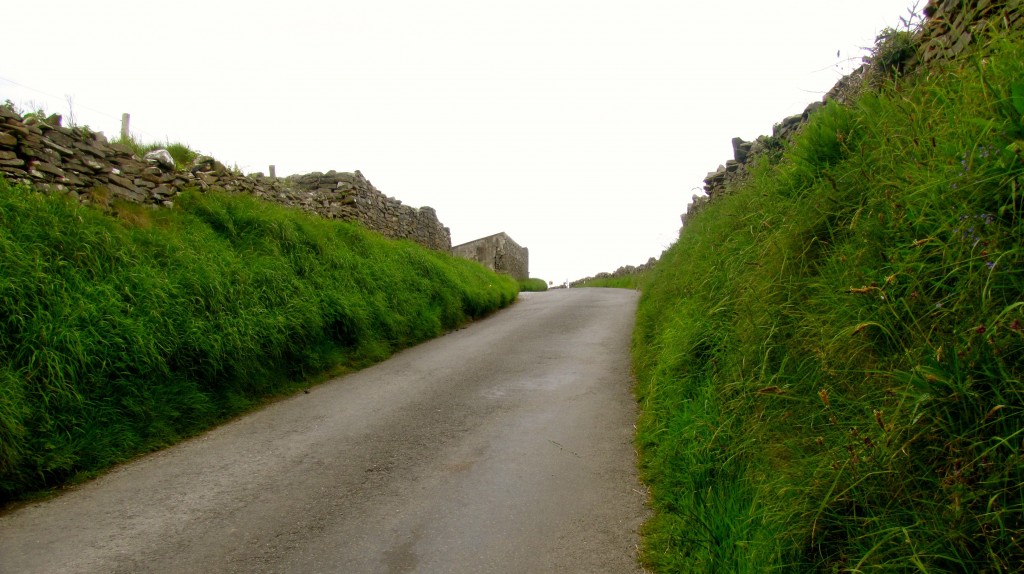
[0,288,648,573]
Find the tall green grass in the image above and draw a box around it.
[0,183,517,502]
[634,31,1024,572]
[517,278,549,292]
[575,274,648,290]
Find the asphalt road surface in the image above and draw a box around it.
[0,288,649,573]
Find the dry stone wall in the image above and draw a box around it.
[569,257,658,287]
[917,0,1024,64]
[0,105,197,205]
[685,0,1024,226]
[0,106,451,252]
[694,100,823,219]
[269,170,450,251]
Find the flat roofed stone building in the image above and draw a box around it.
[451,232,529,280]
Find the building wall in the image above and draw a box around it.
[452,232,529,280]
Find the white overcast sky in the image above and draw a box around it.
[3,0,914,283]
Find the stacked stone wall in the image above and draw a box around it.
[917,0,1024,64]
[0,106,450,252]
[272,170,450,251]
[570,257,658,287]
[685,0,1024,226]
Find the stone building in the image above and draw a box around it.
[451,232,529,280]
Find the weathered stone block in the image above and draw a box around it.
[28,161,65,178]
[34,182,68,194]
[108,143,135,156]
[107,172,140,191]
[82,157,106,172]
[3,120,35,138]
[0,167,28,178]
[60,172,86,186]
[107,184,146,203]
[40,136,74,156]
[151,185,174,198]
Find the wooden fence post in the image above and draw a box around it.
[120,113,130,141]
[269,165,276,178]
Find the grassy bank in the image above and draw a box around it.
[575,274,647,290]
[633,31,1024,572]
[517,278,549,292]
[0,181,517,502]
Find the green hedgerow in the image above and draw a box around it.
[0,180,517,502]
[634,28,1024,573]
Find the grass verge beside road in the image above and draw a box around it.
[574,275,647,290]
[0,181,517,503]
[633,31,1024,572]
[517,278,549,292]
